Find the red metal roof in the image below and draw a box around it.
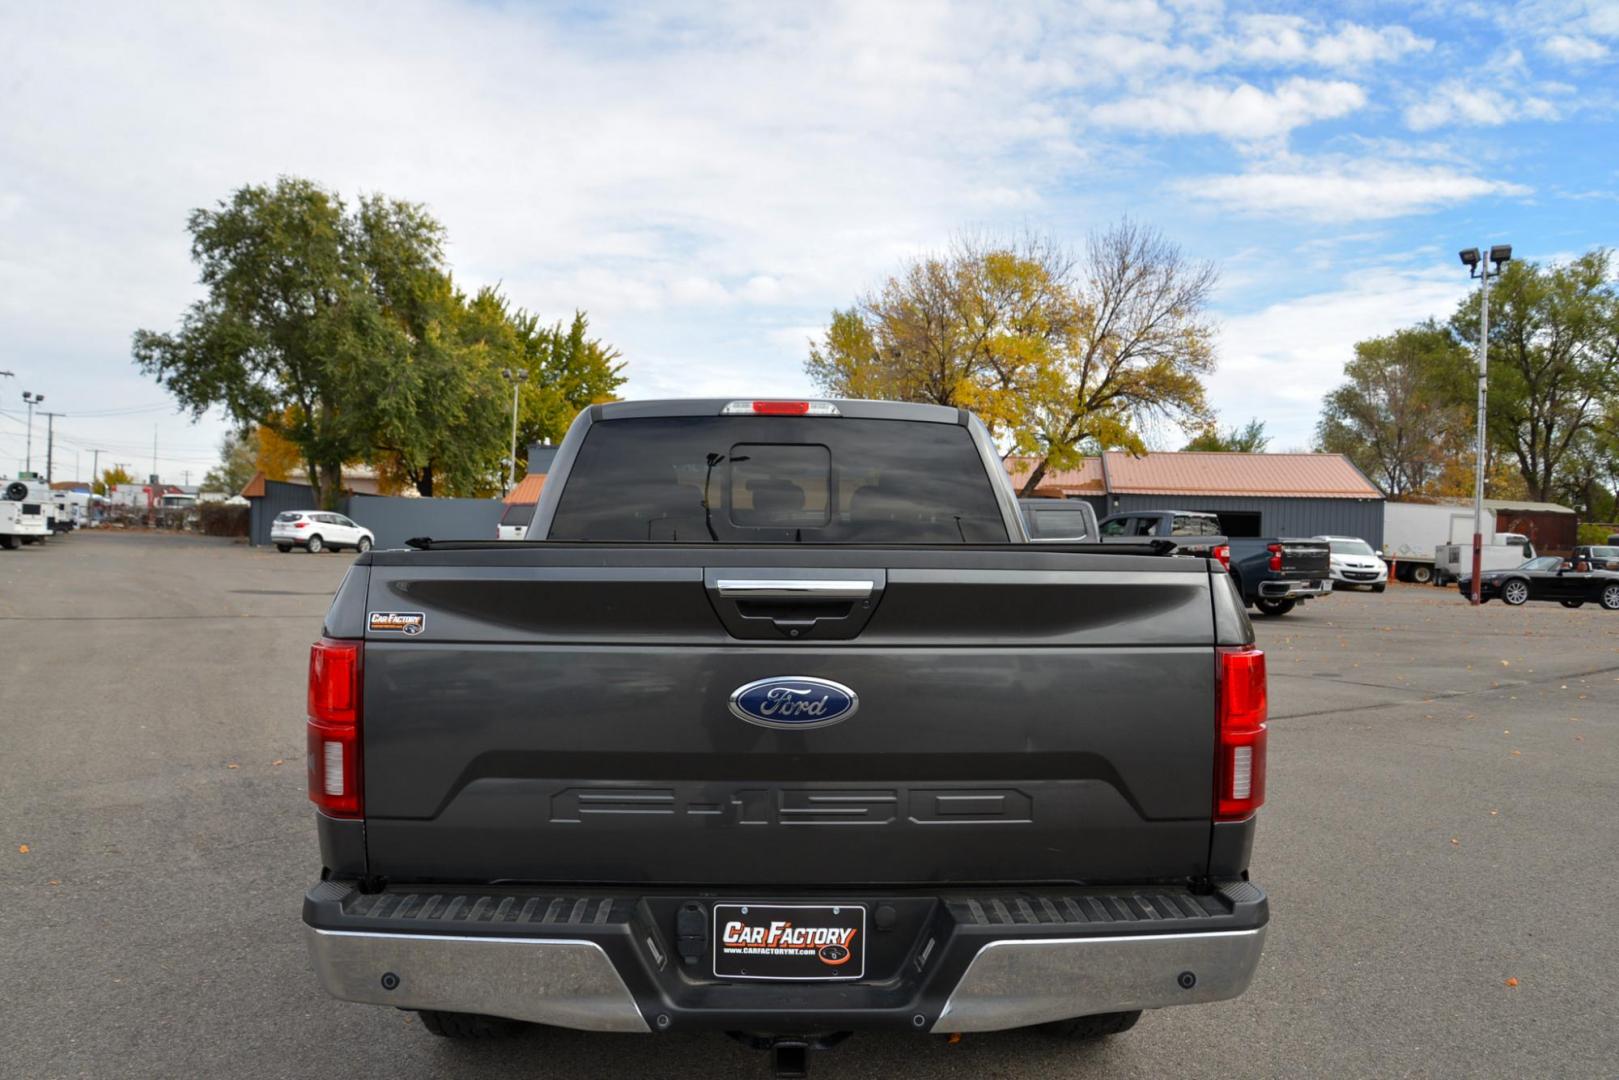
[1008,452,1380,499]
[503,472,547,505]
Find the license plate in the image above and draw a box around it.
[713,904,865,980]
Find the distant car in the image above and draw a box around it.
[1315,535,1388,593]
[1572,545,1619,572]
[270,511,373,554]
[1463,555,1619,610]
[497,503,535,541]
[1017,498,1098,541]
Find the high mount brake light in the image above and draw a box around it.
[307,639,362,817]
[1215,646,1267,822]
[1267,543,1282,572]
[720,400,841,417]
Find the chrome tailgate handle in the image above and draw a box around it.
[715,579,875,601]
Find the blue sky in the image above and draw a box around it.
[2,0,1617,479]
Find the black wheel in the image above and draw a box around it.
[1039,1011,1142,1040]
[1561,599,1585,609]
[276,544,292,553]
[0,534,17,550]
[1501,579,1529,606]
[1601,583,1619,611]
[1254,598,1296,617]
[1410,564,1434,585]
[1372,583,1386,594]
[305,534,324,554]
[356,536,372,553]
[21,536,36,545]
[417,1010,526,1039]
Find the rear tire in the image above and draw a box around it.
[417,1010,527,1039]
[1410,564,1434,585]
[0,534,17,550]
[1039,1010,1142,1040]
[276,543,292,553]
[306,535,324,554]
[1254,598,1296,616]
[357,536,372,553]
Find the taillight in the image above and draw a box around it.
[1266,543,1282,572]
[1215,645,1267,822]
[721,400,841,416]
[307,639,362,817]
[1213,544,1231,571]
[295,521,309,529]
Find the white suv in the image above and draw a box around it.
[271,511,374,554]
[1315,535,1388,592]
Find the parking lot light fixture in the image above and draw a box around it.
[1462,240,1510,606]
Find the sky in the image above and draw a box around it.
[2,0,1617,482]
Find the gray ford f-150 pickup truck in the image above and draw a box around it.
[302,399,1270,1075]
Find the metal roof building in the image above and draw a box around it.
[1008,451,1387,546]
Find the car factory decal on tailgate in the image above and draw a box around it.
[713,904,865,980]
[367,611,425,636]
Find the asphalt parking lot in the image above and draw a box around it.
[4,532,1617,1079]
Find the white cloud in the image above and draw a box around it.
[1232,15,1433,69]
[1209,266,1469,447]
[1404,80,1561,130]
[1541,33,1609,62]
[1091,77,1366,141]
[1180,160,1532,221]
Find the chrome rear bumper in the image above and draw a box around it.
[305,927,649,1032]
[933,926,1266,1032]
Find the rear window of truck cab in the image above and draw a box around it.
[546,416,1009,543]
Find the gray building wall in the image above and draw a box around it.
[249,485,504,549]
[344,493,504,549]
[1083,493,1385,548]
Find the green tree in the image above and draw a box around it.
[508,310,625,466]
[133,177,393,507]
[1451,251,1619,502]
[1184,418,1270,452]
[806,222,1217,494]
[202,427,259,494]
[1315,323,1470,497]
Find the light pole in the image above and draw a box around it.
[1459,244,1512,606]
[22,391,43,473]
[500,368,529,495]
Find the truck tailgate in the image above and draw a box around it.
[353,546,1218,887]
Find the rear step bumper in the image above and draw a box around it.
[304,879,1267,1034]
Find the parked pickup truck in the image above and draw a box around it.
[302,399,1269,1075]
[1099,509,1330,616]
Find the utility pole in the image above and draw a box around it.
[499,368,529,495]
[1459,244,1512,607]
[40,411,64,485]
[91,449,102,492]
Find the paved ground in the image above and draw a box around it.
[4,532,1617,1079]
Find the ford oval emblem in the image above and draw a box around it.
[729,676,858,730]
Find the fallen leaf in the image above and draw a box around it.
[1505,977,1518,988]
[1511,750,1522,757]
[47,879,60,886]
[226,763,240,770]
[1450,837,1460,845]
[1574,735,1584,742]
[272,759,284,767]
[947,1032,963,1046]
[17,844,29,854]
[1500,660,1510,667]
[1489,810,1499,816]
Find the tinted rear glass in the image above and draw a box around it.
[547,416,1008,543]
[274,512,303,522]
[1025,507,1094,540]
[501,503,535,526]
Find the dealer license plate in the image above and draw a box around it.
[712,903,866,980]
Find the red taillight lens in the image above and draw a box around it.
[308,639,362,817]
[1266,543,1282,572]
[751,400,811,415]
[1215,645,1267,822]
[1213,544,1231,571]
[295,521,309,529]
